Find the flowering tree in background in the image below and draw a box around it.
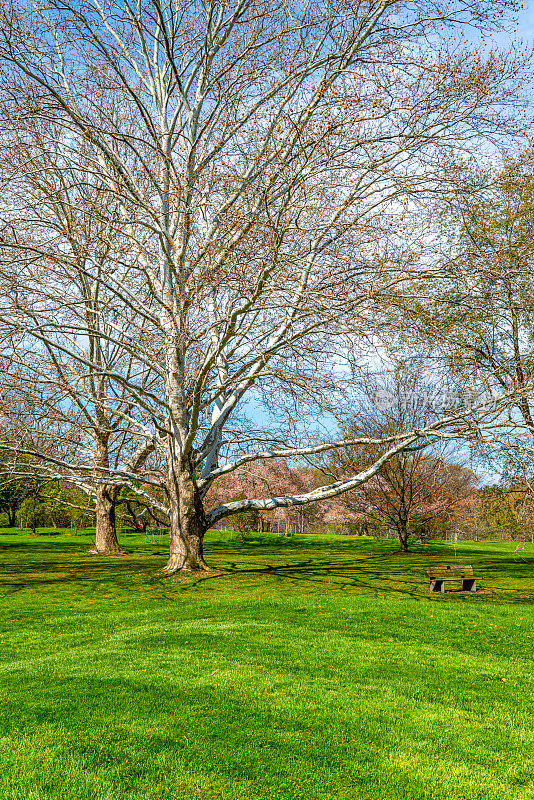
[206,460,324,534]
[328,366,480,549]
[335,457,478,550]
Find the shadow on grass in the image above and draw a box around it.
[168,556,458,602]
[173,546,534,604]
[1,534,533,605]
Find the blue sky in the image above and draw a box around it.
[518,2,534,37]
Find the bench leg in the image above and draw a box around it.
[429,580,444,593]
[462,578,476,593]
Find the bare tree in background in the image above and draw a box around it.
[0,118,160,553]
[331,369,479,550]
[0,0,527,572]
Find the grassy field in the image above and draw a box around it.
[0,529,532,799]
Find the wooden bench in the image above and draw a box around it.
[424,565,477,594]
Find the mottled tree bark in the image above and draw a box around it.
[163,459,209,574]
[90,484,124,554]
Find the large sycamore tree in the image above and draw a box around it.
[0,0,526,572]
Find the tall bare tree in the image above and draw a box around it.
[0,0,527,572]
[0,117,159,552]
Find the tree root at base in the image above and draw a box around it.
[162,554,211,575]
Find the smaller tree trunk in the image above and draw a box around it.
[7,507,16,527]
[90,484,124,554]
[397,519,409,552]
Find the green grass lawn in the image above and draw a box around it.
[0,529,532,799]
